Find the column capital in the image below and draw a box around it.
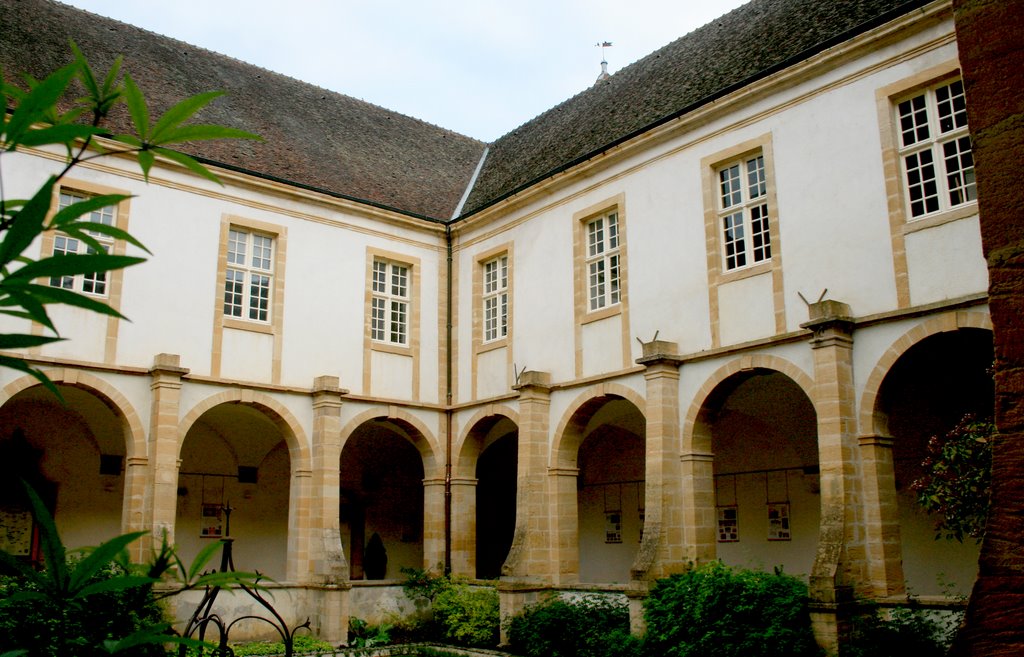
[858,434,895,448]
[513,370,551,392]
[149,352,189,377]
[637,339,684,369]
[801,300,855,346]
[312,375,348,411]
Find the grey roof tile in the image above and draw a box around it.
[2,0,929,222]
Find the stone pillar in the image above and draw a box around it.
[499,371,553,643]
[423,475,447,571]
[308,375,350,646]
[449,476,477,577]
[859,434,905,597]
[634,340,689,577]
[802,300,863,654]
[122,454,149,559]
[146,353,188,556]
[548,465,579,586]
[502,370,553,581]
[628,341,686,633]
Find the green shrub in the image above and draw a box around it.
[0,560,167,657]
[348,617,392,648]
[845,601,961,657]
[398,566,499,647]
[432,581,499,647]
[231,633,335,656]
[643,561,822,657]
[506,594,631,657]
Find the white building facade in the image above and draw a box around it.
[0,0,991,649]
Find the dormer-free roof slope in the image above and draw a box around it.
[458,0,927,217]
[2,0,930,222]
[0,0,487,221]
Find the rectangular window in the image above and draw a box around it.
[371,258,409,345]
[585,211,621,311]
[47,191,116,296]
[717,154,771,271]
[897,78,975,219]
[482,254,508,342]
[223,228,274,322]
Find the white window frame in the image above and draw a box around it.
[896,78,976,220]
[717,153,771,272]
[223,227,274,323]
[48,191,116,296]
[371,258,410,346]
[482,254,508,343]
[585,211,621,312]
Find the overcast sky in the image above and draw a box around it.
[62,0,750,142]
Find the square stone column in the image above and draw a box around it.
[859,434,905,597]
[449,476,478,577]
[502,370,554,581]
[307,375,351,646]
[802,300,865,654]
[146,353,189,557]
[633,341,687,582]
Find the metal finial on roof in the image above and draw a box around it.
[595,41,612,83]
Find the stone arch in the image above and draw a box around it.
[454,404,519,479]
[683,354,814,455]
[340,407,441,478]
[551,382,646,468]
[858,310,992,437]
[179,389,310,473]
[0,368,146,461]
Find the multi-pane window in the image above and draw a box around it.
[718,154,771,271]
[897,78,975,219]
[482,255,508,342]
[371,259,409,345]
[48,191,116,295]
[223,228,274,322]
[585,211,621,311]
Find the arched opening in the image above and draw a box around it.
[572,396,645,584]
[476,426,517,579]
[0,384,128,557]
[701,369,819,577]
[340,419,425,579]
[877,328,993,595]
[176,403,290,581]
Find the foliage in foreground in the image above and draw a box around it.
[0,483,263,657]
[913,414,994,543]
[400,567,499,648]
[230,634,334,656]
[0,41,257,393]
[642,562,822,657]
[506,594,634,657]
[845,599,963,657]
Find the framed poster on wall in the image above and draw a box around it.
[717,505,738,542]
[767,502,791,541]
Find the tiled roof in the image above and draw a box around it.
[459,0,927,217]
[0,0,487,221]
[2,0,929,222]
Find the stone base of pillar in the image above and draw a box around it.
[310,584,350,647]
[626,580,653,636]
[809,601,854,657]
[496,579,550,645]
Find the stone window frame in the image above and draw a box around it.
[876,60,977,308]
[701,134,786,347]
[33,178,132,364]
[573,194,630,327]
[474,244,512,350]
[223,226,276,324]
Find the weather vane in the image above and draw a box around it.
[595,41,613,61]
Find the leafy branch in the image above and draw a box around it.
[0,42,259,393]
